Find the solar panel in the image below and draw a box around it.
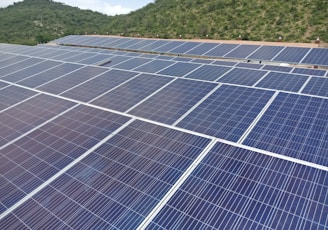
[0,86,37,111]
[292,67,326,77]
[301,77,328,97]
[112,57,152,70]
[177,85,275,142]
[157,62,201,77]
[247,45,284,60]
[0,105,130,214]
[0,58,42,76]
[262,65,293,73]
[37,66,108,94]
[217,68,268,86]
[61,52,97,63]
[154,41,186,52]
[273,47,310,63]
[78,54,113,65]
[128,79,217,124]
[212,60,237,66]
[100,55,132,67]
[243,92,328,166]
[147,142,328,229]
[301,48,328,66]
[255,72,309,92]
[17,63,83,88]
[0,94,75,147]
[235,62,263,69]
[1,60,62,83]
[61,69,139,102]
[185,43,219,56]
[169,42,201,54]
[91,74,173,112]
[190,58,213,64]
[0,81,9,89]
[133,59,175,73]
[126,39,158,50]
[137,40,170,52]
[0,120,211,229]
[224,44,260,58]
[184,65,231,81]
[204,44,239,57]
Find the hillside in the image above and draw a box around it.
[0,0,327,45]
[0,0,111,45]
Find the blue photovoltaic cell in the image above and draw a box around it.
[217,68,268,86]
[112,57,152,70]
[148,142,328,229]
[0,53,16,62]
[169,42,201,54]
[0,105,130,214]
[140,40,171,52]
[273,47,310,63]
[158,62,201,77]
[301,77,328,97]
[0,120,211,229]
[101,56,132,67]
[0,86,37,111]
[262,65,293,73]
[224,45,260,58]
[204,44,239,57]
[256,72,308,92]
[2,60,62,83]
[292,67,326,77]
[177,85,274,142]
[37,66,108,94]
[244,93,328,166]
[301,48,328,66]
[235,62,263,69]
[129,79,217,124]
[154,41,186,52]
[61,69,138,102]
[133,60,175,73]
[114,39,142,49]
[91,74,173,112]
[0,58,43,77]
[184,65,231,81]
[0,94,75,147]
[49,51,82,61]
[155,55,174,60]
[17,63,83,88]
[185,43,219,56]
[247,45,284,60]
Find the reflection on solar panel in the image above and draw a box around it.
[177,85,275,142]
[129,79,217,124]
[0,120,211,229]
[217,68,268,86]
[158,62,201,77]
[91,74,173,112]
[244,93,328,166]
[148,142,328,229]
[301,77,328,97]
[256,72,308,92]
[184,65,231,81]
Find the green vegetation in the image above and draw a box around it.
[0,0,327,45]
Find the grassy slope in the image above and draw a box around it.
[0,0,327,45]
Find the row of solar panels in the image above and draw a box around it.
[54,35,328,66]
[1,43,328,100]
[1,43,328,229]
[0,48,327,167]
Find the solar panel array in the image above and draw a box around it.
[1,37,328,229]
[54,35,328,66]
